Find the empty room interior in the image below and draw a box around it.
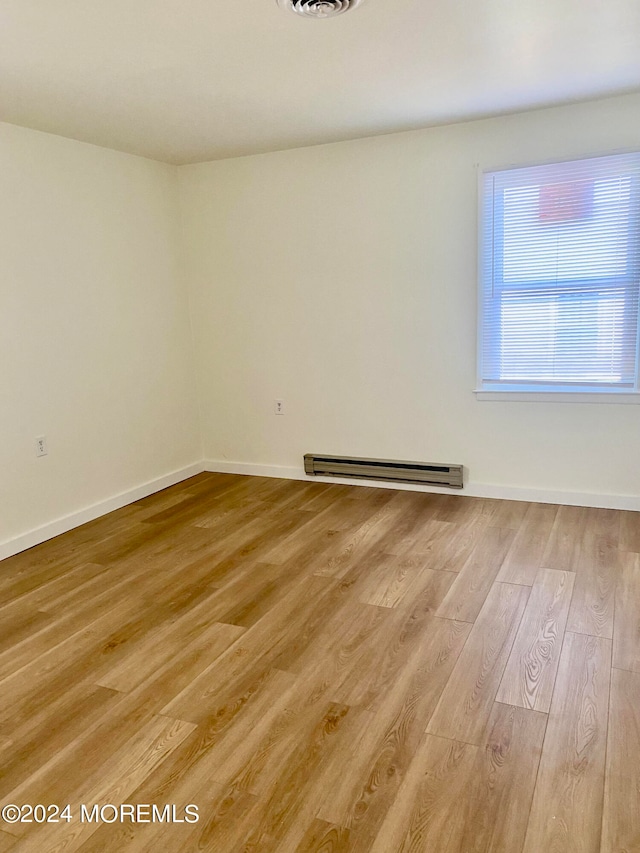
[1,1,640,851]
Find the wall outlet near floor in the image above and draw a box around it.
[274,400,285,415]
[36,435,48,457]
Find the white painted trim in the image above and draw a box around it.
[204,459,640,511]
[0,462,205,561]
[475,391,640,404]
[205,460,307,481]
[464,482,640,511]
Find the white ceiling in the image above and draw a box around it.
[1,0,639,164]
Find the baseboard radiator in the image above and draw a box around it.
[303,454,463,489]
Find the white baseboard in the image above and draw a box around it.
[204,459,640,512]
[0,462,205,562]
[2,457,636,563]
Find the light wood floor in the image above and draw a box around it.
[1,473,639,852]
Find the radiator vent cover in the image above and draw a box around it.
[304,454,463,489]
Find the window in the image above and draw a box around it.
[478,152,640,398]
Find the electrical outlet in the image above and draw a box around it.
[274,400,285,415]
[36,435,48,457]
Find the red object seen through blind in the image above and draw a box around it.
[539,179,594,223]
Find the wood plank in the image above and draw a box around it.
[97,619,245,694]
[540,504,589,571]
[213,562,304,628]
[0,684,121,798]
[80,518,213,569]
[0,549,121,606]
[0,507,145,583]
[0,572,227,728]
[276,601,391,718]
[140,473,264,526]
[242,501,354,568]
[422,517,488,575]
[613,552,640,672]
[357,553,420,609]
[198,668,299,791]
[239,701,354,852]
[496,568,575,712]
[261,708,367,853]
[486,499,532,531]
[523,632,611,853]
[435,526,516,622]
[337,490,441,570]
[294,820,351,853]
[0,562,106,615]
[0,623,249,814]
[369,733,478,853]
[357,550,455,611]
[339,586,465,712]
[496,502,559,585]
[219,636,381,804]
[378,492,440,557]
[168,783,260,853]
[601,667,640,853]
[427,582,530,744]
[0,603,144,717]
[73,755,254,853]
[7,715,196,846]
[0,609,54,656]
[584,506,621,545]
[269,574,389,677]
[318,618,471,845]
[567,534,618,638]
[89,675,358,853]
[453,702,548,853]
[314,499,407,579]
[130,485,196,518]
[194,507,311,567]
[158,637,362,849]
[0,832,16,851]
[159,575,337,724]
[620,510,640,553]
[433,495,487,524]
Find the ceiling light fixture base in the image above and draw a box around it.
[276,0,364,19]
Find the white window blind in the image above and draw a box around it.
[479,152,640,395]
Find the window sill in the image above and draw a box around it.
[474,390,640,404]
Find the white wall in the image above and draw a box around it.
[3,93,639,557]
[0,123,201,553]
[179,93,640,506]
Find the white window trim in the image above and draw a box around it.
[475,390,640,403]
[475,151,640,402]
